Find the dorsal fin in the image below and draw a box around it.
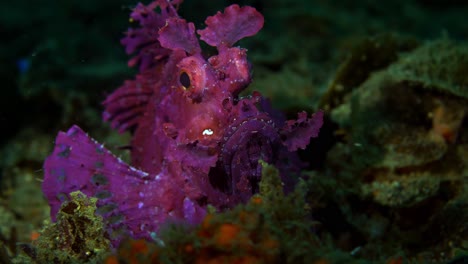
[102,71,155,133]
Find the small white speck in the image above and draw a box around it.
[202,128,214,136]
[350,246,361,256]
[138,202,144,209]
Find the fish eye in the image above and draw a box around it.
[179,71,191,89]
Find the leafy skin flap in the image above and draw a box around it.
[281,111,324,151]
[158,17,201,54]
[198,4,264,48]
[153,0,183,9]
[121,1,178,71]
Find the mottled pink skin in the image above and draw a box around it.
[42,1,323,247]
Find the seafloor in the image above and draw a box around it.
[0,0,467,263]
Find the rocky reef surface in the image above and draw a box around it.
[0,0,467,263]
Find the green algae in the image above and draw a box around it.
[32,191,111,264]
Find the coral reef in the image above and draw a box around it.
[316,37,468,262]
[33,191,111,263]
[319,33,420,111]
[327,38,468,195]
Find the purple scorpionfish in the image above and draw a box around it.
[42,0,323,246]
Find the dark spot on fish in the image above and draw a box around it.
[96,203,118,215]
[57,145,71,158]
[91,174,109,186]
[95,190,112,199]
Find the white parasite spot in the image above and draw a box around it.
[202,128,214,136]
[138,201,144,209]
